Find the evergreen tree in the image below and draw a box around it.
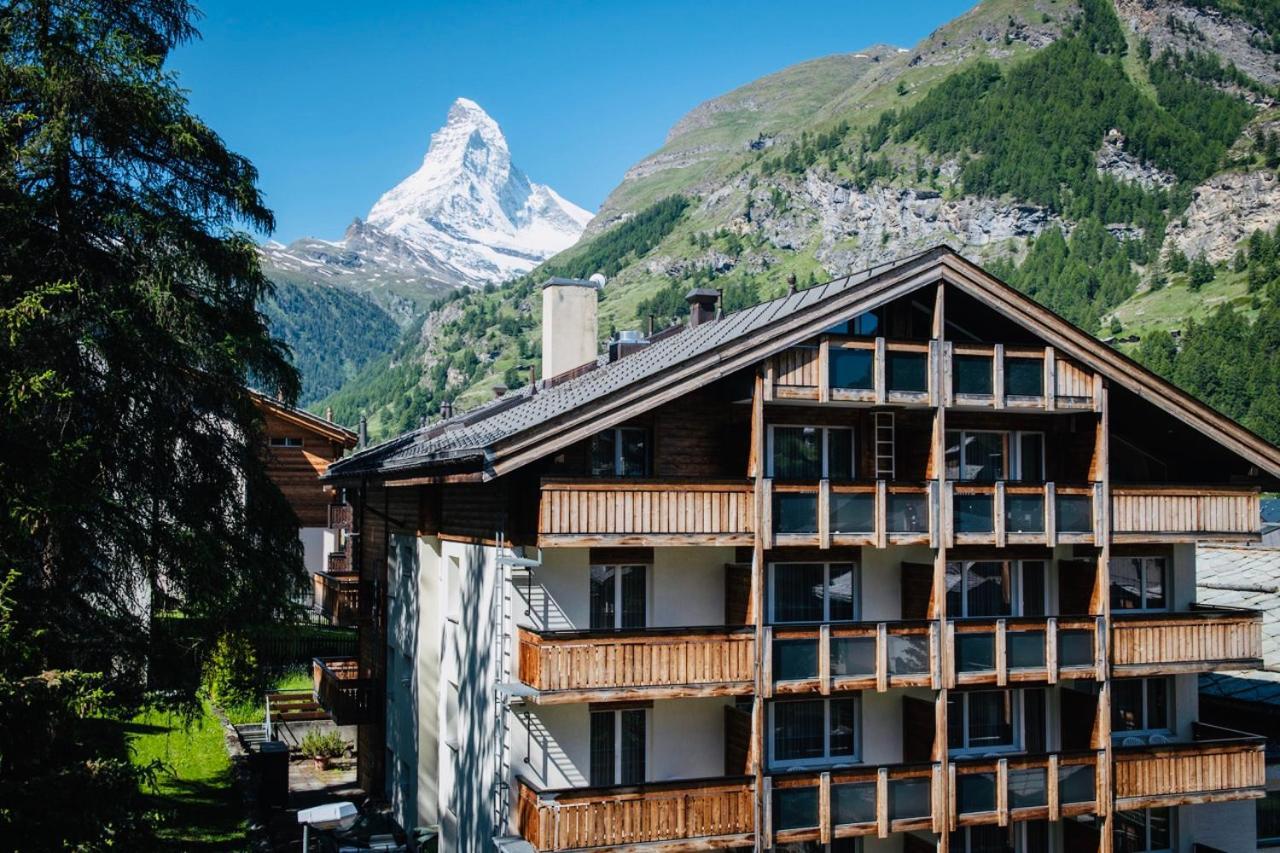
[0,1,302,843]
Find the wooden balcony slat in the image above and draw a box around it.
[1113,733,1266,809]
[1112,609,1262,675]
[1111,486,1260,539]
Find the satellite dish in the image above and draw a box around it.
[589,273,607,290]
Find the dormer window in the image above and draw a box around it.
[590,427,648,477]
[826,311,880,337]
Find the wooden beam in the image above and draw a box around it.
[876,767,889,838]
[1044,346,1057,412]
[818,338,831,404]
[819,624,831,696]
[874,336,887,405]
[819,479,831,550]
[995,618,1008,687]
[876,622,889,693]
[819,772,831,844]
[1046,617,1059,685]
[993,343,1005,409]
[1048,754,1060,822]
[996,758,1009,827]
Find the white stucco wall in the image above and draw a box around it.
[298,526,333,576]
[1185,798,1257,852]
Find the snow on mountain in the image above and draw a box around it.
[260,98,592,317]
[366,97,592,282]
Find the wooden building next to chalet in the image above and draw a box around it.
[251,391,358,613]
[315,246,1280,853]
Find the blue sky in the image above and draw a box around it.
[173,0,977,243]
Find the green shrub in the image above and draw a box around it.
[300,730,349,759]
[202,632,260,708]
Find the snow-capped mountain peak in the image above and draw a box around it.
[365,97,592,282]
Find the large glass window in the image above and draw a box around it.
[769,426,855,480]
[946,560,1045,618]
[1113,807,1173,852]
[887,351,928,393]
[1004,357,1044,398]
[829,348,874,391]
[1110,557,1168,612]
[769,563,857,624]
[953,354,994,397]
[590,708,646,786]
[770,697,859,768]
[1112,677,1170,735]
[826,312,880,337]
[589,564,647,629]
[945,430,1045,483]
[948,690,1020,754]
[590,427,648,477]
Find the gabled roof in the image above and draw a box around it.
[325,245,1280,483]
[250,389,358,448]
[1197,545,1280,709]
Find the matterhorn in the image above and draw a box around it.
[260,98,592,315]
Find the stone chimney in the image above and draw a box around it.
[541,276,602,380]
[686,288,720,327]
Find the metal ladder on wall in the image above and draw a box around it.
[493,535,541,837]
[874,411,896,480]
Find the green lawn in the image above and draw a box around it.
[125,701,246,850]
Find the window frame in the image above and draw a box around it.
[589,707,649,786]
[1113,806,1174,852]
[767,561,860,625]
[945,429,1045,483]
[946,559,1047,619]
[1111,677,1173,737]
[948,689,1024,757]
[269,435,303,448]
[767,696,861,770]
[589,563,651,630]
[1110,556,1170,613]
[590,426,650,478]
[766,424,857,480]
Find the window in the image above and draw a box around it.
[774,840,862,852]
[1113,807,1173,852]
[769,562,857,624]
[829,347,874,391]
[1005,357,1044,398]
[1112,678,1170,735]
[1257,790,1280,847]
[770,697,859,768]
[950,823,1044,852]
[945,430,1044,482]
[269,436,303,448]
[589,708,646,786]
[590,564,647,629]
[769,426,855,480]
[948,690,1020,754]
[953,354,994,396]
[1110,557,1168,612]
[946,560,1045,618]
[826,312,880,337]
[590,427,648,477]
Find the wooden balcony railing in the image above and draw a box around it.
[327,502,353,531]
[947,482,1100,547]
[948,616,1103,687]
[950,751,1104,830]
[517,626,755,703]
[946,343,1097,411]
[537,479,754,546]
[766,762,940,843]
[1111,606,1263,676]
[764,337,1097,412]
[312,656,378,725]
[765,480,934,549]
[1110,485,1261,542]
[766,617,1102,695]
[766,337,935,407]
[326,549,350,573]
[313,571,368,627]
[516,775,755,851]
[1112,722,1266,810]
[766,621,936,695]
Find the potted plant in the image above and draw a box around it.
[300,730,348,770]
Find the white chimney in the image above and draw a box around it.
[541,276,601,381]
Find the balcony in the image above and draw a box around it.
[765,480,933,549]
[313,571,368,627]
[766,337,935,407]
[1110,485,1261,542]
[326,549,350,573]
[766,617,1102,695]
[1111,606,1263,676]
[517,626,755,703]
[947,482,1100,547]
[312,656,378,725]
[327,502,353,531]
[516,775,755,851]
[950,751,1104,830]
[767,762,940,843]
[946,343,1096,411]
[537,479,754,547]
[1112,723,1266,810]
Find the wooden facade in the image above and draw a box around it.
[319,250,1280,852]
[253,392,356,527]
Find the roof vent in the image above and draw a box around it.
[608,330,650,362]
[686,288,720,328]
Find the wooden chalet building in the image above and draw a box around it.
[318,246,1279,852]
[250,391,358,616]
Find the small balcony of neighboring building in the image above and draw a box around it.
[312,571,370,628]
[1110,484,1262,543]
[1111,604,1263,677]
[1112,722,1267,811]
[312,656,378,725]
[327,501,353,532]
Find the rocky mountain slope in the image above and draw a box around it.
[260,99,591,403]
[319,0,1280,443]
